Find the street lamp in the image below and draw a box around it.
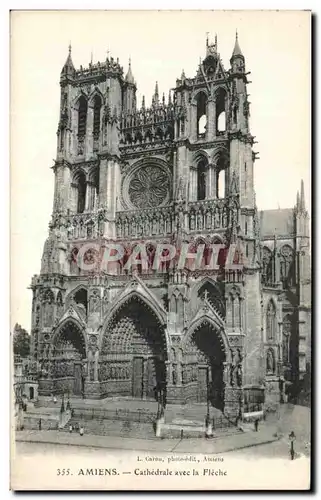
[289,430,296,460]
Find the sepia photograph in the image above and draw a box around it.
[10,9,311,490]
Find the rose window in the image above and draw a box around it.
[128,165,169,208]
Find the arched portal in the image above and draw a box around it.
[185,321,226,411]
[100,297,168,400]
[52,320,86,396]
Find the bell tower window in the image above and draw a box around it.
[77,171,86,214]
[197,159,207,201]
[93,95,102,139]
[78,96,88,137]
[196,92,207,138]
[215,87,227,135]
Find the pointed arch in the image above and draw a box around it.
[66,285,89,310]
[183,315,230,362]
[51,316,87,359]
[88,88,104,106]
[99,291,169,399]
[192,150,209,164]
[100,288,168,353]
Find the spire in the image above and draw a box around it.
[296,190,300,209]
[153,81,159,106]
[168,90,172,105]
[61,43,75,76]
[231,29,244,59]
[181,69,186,80]
[125,58,135,84]
[162,92,165,106]
[141,95,145,110]
[300,179,306,211]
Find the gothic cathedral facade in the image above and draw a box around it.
[30,35,311,417]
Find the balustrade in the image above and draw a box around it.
[115,207,175,238]
[115,198,237,239]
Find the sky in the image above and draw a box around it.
[10,10,311,332]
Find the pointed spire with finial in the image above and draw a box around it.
[125,57,135,84]
[61,42,75,76]
[181,69,186,80]
[231,29,244,59]
[154,81,159,106]
[296,190,300,209]
[141,95,145,110]
[162,92,165,106]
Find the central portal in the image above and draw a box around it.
[100,297,167,400]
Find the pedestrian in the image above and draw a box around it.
[254,418,259,432]
[69,424,73,433]
[79,425,84,436]
[39,418,42,431]
[53,395,57,404]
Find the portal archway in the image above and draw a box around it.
[100,297,168,400]
[185,320,226,411]
[52,320,87,396]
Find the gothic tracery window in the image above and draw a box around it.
[266,300,276,341]
[128,165,169,209]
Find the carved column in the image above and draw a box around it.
[94,350,99,381]
[86,105,94,159]
[206,99,215,141]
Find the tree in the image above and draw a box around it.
[13,323,30,358]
